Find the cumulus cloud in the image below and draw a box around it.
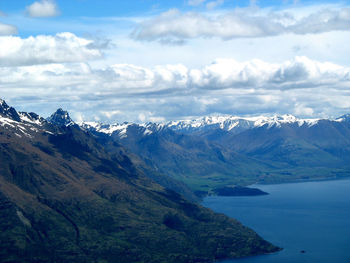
[0,22,17,36]
[26,0,60,18]
[132,7,350,43]
[192,56,349,90]
[0,33,103,66]
[1,57,350,122]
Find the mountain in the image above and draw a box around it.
[162,114,320,135]
[82,114,319,136]
[336,114,350,123]
[47,108,75,126]
[82,121,271,193]
[0,99,21,122]
[82,113,350,190]
[220,119,350,183]
[0,99,279,262]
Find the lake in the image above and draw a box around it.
[202,179,350,263]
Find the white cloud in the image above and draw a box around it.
[102,110,122,119]
[26,0,60,18]
[188,0,206,6]
[132,7,350,43]
[0,22,17,36]
[1,57,350,122]
[132,8,284,43]
[206,0,224,10]
[1,57,348,94]
[0,33,103,66]
[290,8,350,34]
[187,0,224,9]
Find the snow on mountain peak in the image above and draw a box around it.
[79,112,350,140]
[0,99,21,122]
[47,108,74,126]
[336,114,350,123]
[163,114,322,132]
[81,122,132,138]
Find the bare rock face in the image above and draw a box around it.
[47,108,74,126]
[0,99,21,122]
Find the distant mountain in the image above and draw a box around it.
[0,99,21,122]
[220,119,350,182]
[164,114,319,133]
[0,99,279,262]
[336,114,350,123]
[81,114,323,138]
[47,108,75,126]
[82,121,272,193]
[81,113,350,190]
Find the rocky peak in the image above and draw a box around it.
[0,99,21,122]
[47,108,74,126]
[336,114,350,123]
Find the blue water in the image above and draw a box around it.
[202,179,350,263]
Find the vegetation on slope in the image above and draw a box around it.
[0,106,279,262]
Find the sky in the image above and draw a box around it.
[0,0,350,123]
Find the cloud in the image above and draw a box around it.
[1,56,350,122]
[290,8,350,34]
[131,9,284,43]
[0,22,17,36]
[189,56,350,90]
[188,0,206,6]
[187,0,224,9]
[26,0,60,18]
[0,33,103,66]
[206,0,224,10]
[101,110,122,119]
[1,57,348,94]
[132,7,350,43]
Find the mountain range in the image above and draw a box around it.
[82,113,350,193]
[0,99,279,262]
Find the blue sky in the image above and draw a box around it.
[0,0,350,123]
[1,1,342,36]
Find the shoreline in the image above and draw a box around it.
[251,175,350,187]
[196,176,350,200]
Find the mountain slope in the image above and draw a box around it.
[82,113,350,188]
[0,100,279,262]
[82,122,272,192]
[213,119,350,183]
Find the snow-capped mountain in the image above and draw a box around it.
[2,97,350,198]
[81,121,165,139]
[165,114,321,134]
[81,114,326,139]
[0,99,50,138]
[336,114,350,123]
[0,99,21,122]
[47,108,75,126]
[0,100,78,140]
